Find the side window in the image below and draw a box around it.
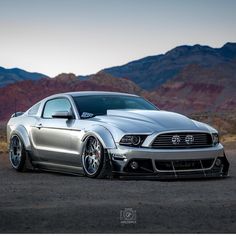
[28,103,41,116]
[43,98,72,118]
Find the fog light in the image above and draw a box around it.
[215,158,222,167]
[130,161,139,170]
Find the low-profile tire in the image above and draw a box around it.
[82,136,111,179]
[9,135,27,172]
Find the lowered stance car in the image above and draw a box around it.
[7,91,229,179]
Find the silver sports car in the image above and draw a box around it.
[7,91,229,179]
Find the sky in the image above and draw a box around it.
[0,0,235,77]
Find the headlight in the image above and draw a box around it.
[212,133,219,146]
[119,135,147,147]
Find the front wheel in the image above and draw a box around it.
[82,136,111,178]
[9,135,27,172]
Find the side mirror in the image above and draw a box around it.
[11,112,24,118]
[52,111,74,119]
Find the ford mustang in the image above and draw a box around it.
[7,91,229,179]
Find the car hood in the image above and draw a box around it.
[92,109,210,134]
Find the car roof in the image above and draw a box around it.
[39,91,139,104]
[63,91,138,97]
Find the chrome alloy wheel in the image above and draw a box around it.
[83,136,102,175]
[9,135,22,169]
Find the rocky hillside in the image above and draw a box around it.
[144,61,236,114]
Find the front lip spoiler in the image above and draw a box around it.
[112,173,229,180]
[112,170,229,180]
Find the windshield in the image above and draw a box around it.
[73,95,158,117]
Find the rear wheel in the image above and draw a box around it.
[9,135,27,172]
[82,136,111,178]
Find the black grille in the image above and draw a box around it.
[151,132,212,149]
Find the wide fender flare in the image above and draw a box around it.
[81,125,116,149]
[10,125,31,151]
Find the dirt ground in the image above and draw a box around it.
[0,149,235,233]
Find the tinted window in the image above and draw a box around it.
[28,103,41,116]
[73,95,157,117]
[43,98,72,118]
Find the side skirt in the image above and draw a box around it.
[32,161,84,176]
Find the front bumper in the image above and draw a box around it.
[108,144,229,179]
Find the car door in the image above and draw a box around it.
[31,97,81,165]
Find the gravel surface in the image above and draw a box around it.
[0,149,235,233]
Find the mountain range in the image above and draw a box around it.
[0,42,235,127]
[102,42,236,90]
[0,67,48,87]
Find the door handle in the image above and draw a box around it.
[36,123,43,129]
